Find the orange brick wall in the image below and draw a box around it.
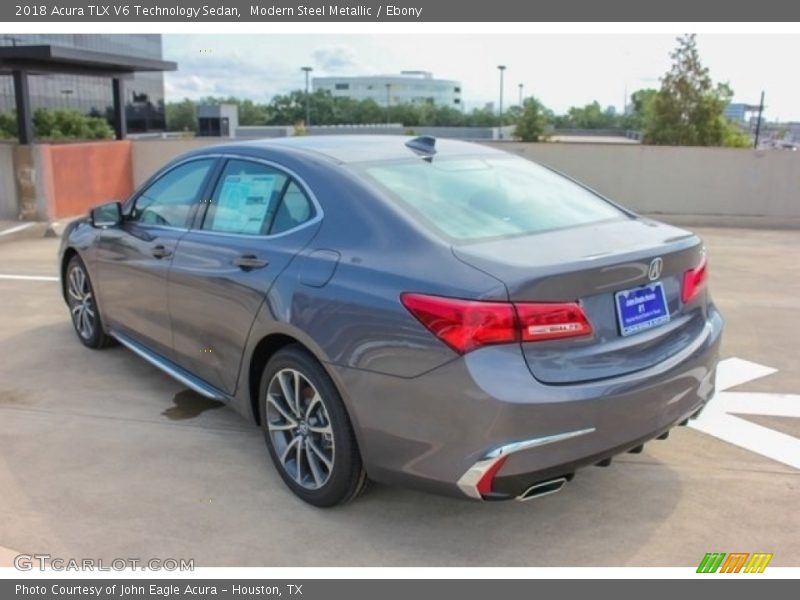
[40,141,134,220]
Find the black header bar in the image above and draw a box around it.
[2,0,800,22]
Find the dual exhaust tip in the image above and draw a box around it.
[512,437,658,501]
[516,476,568,501]
[510,421,692,502]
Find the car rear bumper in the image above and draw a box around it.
[330,304,723,500]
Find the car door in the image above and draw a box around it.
[95,157,217,359]
[167,157,322,394]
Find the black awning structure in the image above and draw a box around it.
[0,45,177,143]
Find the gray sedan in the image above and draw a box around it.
[59,136,723,506]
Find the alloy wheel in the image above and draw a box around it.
[265,368,336,490]
[67,265,95,340]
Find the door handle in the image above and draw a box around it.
[151,244,172,259]
[232,254,269,271]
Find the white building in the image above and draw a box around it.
[313,71,462,108]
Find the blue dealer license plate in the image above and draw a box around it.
[615,282,670,337]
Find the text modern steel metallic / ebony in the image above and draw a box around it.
[59,136,723,507]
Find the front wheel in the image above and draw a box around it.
[259,345,368,507]
[65,255,115,349]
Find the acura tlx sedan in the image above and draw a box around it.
[59,136,723,507]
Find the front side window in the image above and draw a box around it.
[358,156,626,241]
[131,159,214,228]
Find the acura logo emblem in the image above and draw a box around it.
[648,257,663,281]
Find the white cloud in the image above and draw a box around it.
[312,46,361,72]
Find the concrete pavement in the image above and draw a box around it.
[0,228,797,567]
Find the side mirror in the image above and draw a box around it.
[90,201,123,228]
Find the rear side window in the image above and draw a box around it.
[202,160,315,236]
[359,157,625,241]
[203,160,288,235]
[271,182,314,235]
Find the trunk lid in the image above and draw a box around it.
[453,217,709,384]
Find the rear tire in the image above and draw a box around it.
[259,345,368,507]
[65,255,115,350]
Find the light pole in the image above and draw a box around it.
[753,90,765,149]
[518,83,523,107]
[301,66,312,127]
[385,83,391,125]
[497,65,506,140]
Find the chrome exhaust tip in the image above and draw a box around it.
[516,477,568,501]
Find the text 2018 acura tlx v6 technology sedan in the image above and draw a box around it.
[59,136,723,507]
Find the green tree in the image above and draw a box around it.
[513,97,549,142]
[1,109,114,140]
[31,109,114,140]
[236,99,270,125]
[465,107,498,127]
[721,122,752,148]
[430,105,465,127]
[161,92,552,131]
[624,88,658,130]
[556,101,621,129]
[165,98,197,132]
[355,99,385,124]
[644,34,740,146]
[0,111,17,139]
[504,105,523,125]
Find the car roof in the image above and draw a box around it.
[207,135,505,165]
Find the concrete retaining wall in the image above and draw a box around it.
[42,141,134,219]
[129,139,800,223]
[0,139,760,224]
[130,138,229,187]
[5,138,797,224]
[487,142,800,220]
[0,143,16,219]
[1,141,135,221]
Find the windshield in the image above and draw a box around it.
[359,156,626,241]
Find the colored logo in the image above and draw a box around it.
[697,552,773,573]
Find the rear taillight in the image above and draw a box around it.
[682,255,708,304]
[400,293,593,354]
[399,294,517,354]
[515,303,593,342]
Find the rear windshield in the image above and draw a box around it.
[358,156,626,241]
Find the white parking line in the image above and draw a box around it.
[0,223,35,236]
[0,274,59,282]
[690,357,800,470]
[715,356,778,392]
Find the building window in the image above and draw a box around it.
[454,98,461,104]
[335,83,349,90]
[454,87,461,93]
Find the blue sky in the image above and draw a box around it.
[163,34,800,120]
